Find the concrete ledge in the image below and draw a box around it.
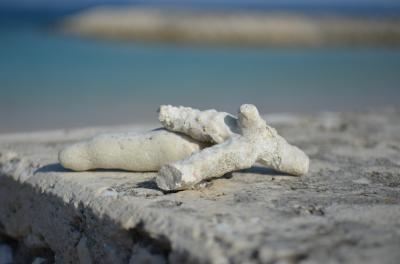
[1,110,400,263]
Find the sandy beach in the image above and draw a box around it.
[62,7,400,46]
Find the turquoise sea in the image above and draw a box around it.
[1,23,400,133]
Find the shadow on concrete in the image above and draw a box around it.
[35,163,70,174]
[135,180,160,190]
[35,163,133,174]
[239,166,289,177]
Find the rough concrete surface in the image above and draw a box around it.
[1,109,400,264]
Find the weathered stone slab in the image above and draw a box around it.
[1,110,400,264]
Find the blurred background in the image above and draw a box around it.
[1,0,400,133]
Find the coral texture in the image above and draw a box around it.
[156,104,309,190]
[59,129,203,171]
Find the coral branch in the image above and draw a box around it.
[157,104,309,190]
[59,129,203,171]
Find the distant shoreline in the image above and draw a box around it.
[61,7,400,46]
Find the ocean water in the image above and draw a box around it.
[1,24,400,133]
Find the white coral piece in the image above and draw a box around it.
[59,129,204,172]
[156,104,309,190]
